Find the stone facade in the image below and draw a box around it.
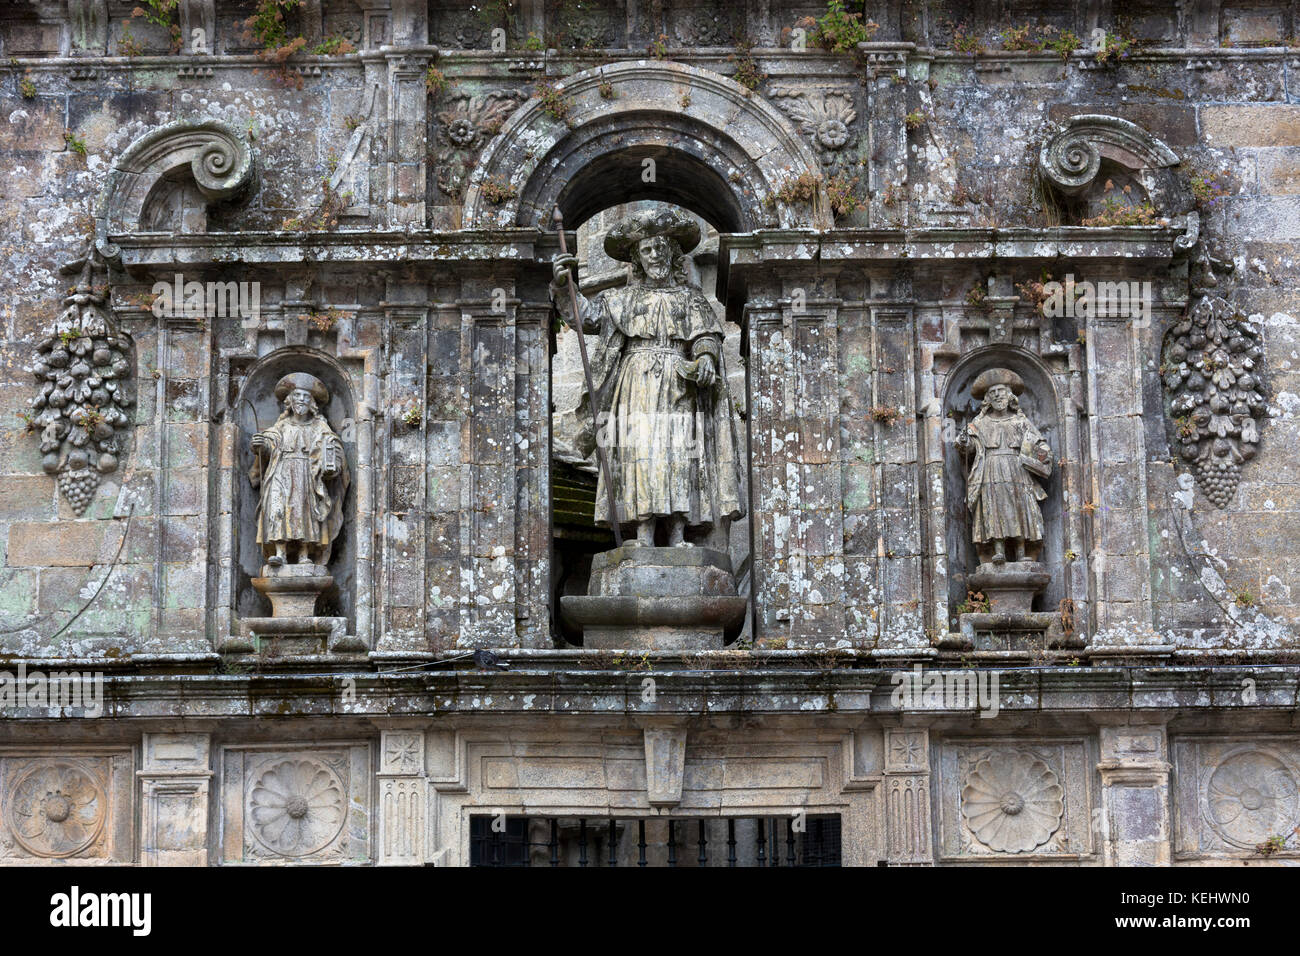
[0,0,1298,866]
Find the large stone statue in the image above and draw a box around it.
[249,373,349,571]
[550,208,745,548]
[957,368,1051,567]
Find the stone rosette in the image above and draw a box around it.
[5,762,106,858]
[961,750,1064,853]
[1205,749,1299,849]
[249,758,346,858]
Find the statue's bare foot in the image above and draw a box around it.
[992,543,1006,565]
[297,552,314,565]
[267,554,284,568]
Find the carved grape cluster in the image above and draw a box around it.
[1161,294,1267,508]
[29,284,133,514]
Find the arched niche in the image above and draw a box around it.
[462,61,831,231]
[231,348,359,630]
[942,349,1067,619]
[95,118,255,237]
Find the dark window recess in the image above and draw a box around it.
[468,815,842,867]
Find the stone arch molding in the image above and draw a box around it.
[95,118,255,237]
[463,61,832,231]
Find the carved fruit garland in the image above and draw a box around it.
[1161,294,1267,508]
[29,245,134,514]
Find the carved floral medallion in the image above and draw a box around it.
[249,758,346,857]
[961,750,1064,853]
[5,762,106,858]
[1205,749,1299,848]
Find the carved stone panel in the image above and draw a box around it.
[0,751,133,862]
[221,744,370,864]
[936,739,1093,859]
[1173,736,1300,858]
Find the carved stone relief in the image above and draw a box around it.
[937,740,1092,859]
[434,90,526,198]
[960,750,1064,853]
[768,88,859,175]
[1161,294,1268,508]
[1173,737,1300,857]
[0,752,133,862]
[27,242,134,515]
[222,745,370,863]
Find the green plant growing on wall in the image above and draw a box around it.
[647,33,668,59]
[597,78,615,99]
[956,590,991,614]
[1187,166,1232,210]
[424,66,449,97]
[1080,196,1157,227]
[870,405,901,426]
[1094,30,1137,66]
[310,34,356,55]
[63,131,88,160]
[773,170,822,206]
[729,37,765,92]
[797,0,879,53]
[523,32,544,51]
[904,109,927,130]
[949,21,984,53]
[481,176,518,205]
[826,173,862,218]
[18,73,35,98]
[132,0,183,52]
[535,80,572,122]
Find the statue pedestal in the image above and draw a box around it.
[223,564,364,657]
[560,546,748,650]
[252,564,333,617]
[968,561,1049,613]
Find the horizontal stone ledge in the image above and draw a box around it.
[0,665,1291,720]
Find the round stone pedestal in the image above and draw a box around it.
[560,546,748,650]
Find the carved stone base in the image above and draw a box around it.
[234,615,350,655]
[953,611,1081,651]
[252,564,332,618]
[968,561,1050,613]
[560,546,748,650]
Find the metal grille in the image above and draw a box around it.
[469,815,841,867]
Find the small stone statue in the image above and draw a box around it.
[957,368,1051,566]
[249,373,349,570]
[550,208,745,548]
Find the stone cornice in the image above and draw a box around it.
[0,665,1294,722]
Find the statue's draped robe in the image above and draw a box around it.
[573,281,745,529]
[964,412,1050,544]
[250,413,349,560]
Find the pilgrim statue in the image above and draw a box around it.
[550,209,745,549]
[957,368,1052,566]
[249,372,349,570]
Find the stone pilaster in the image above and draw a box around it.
[138,733,212,867]
[882,727,932,865]
[1097,723,1172,866]
[377,727,430,865]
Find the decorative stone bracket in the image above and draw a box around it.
[96,117,255,237]
[1038,114,1191,221]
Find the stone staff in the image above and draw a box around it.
[553,207,623,547]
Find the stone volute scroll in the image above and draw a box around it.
[241,372,350,647]
[553,209,748,649]
[956,368,1052,614]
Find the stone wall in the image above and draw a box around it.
[0,0,1296,865]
